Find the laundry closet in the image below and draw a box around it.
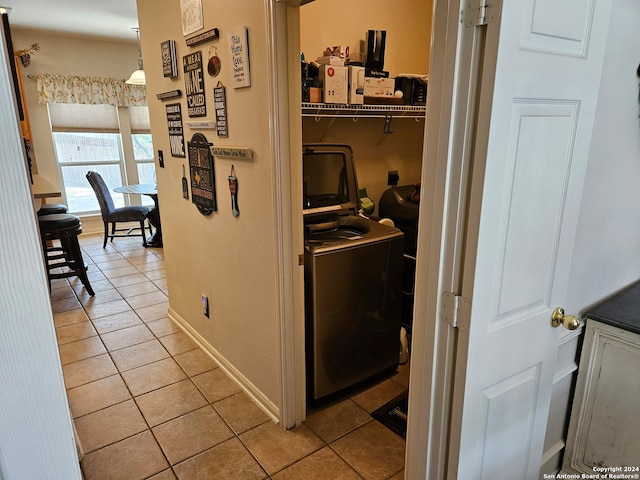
[298,0,433,405]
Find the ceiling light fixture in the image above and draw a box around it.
[125,27,145,85]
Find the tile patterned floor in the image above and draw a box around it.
[50,233,408,480]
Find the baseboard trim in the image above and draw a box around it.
[167,307,281,425]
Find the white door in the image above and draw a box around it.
[448,0,613,478]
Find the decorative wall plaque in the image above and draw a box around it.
[157,89,182,101]
[186,28,220,47]
[229,26,251,88]
[165,103,186,158]
[214,83,228,137]
[161,40,178,78]
[183,51,206,117]
[180,0,203,36]
[210,146,253,159]
[188,133,216,215]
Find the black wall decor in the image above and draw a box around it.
[188,133,216,215]
[161,40,179,78]
[183,51,206,117]
[214,83,228,137]
[165,103,186,158]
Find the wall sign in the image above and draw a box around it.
[186,28,220,47]
[188,133,216,215]
[180,0,203,36]
[229,26,251,88]
[183,51,206,117]
[186,120,215,129]
[165,103,186,158]
[210,146,253,159]
[161,40,178,78]
[214,83,228,137]
[157,89,182,101]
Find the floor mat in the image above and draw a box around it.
[371,390,409,438]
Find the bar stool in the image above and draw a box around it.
[38,213,95,296]
[37,203,68,216]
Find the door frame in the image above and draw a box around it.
[273,0,486,476]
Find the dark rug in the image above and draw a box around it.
[371,390,409,438]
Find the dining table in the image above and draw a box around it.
[113,183,163,247]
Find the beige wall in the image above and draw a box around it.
[300,0,432,211]
[300,0,432,76]
[302,117,425,211]
[137,0,282,412]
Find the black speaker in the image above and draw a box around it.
[365,30,386,71]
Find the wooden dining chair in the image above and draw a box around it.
[86,171,152,248]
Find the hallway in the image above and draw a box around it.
[51,233,408,479]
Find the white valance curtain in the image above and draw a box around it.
[36,74,147,106]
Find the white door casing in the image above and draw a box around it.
[448,0,613,478]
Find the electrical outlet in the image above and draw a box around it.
[388,170,399,186]
[201,294,209,318]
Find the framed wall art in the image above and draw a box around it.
[183,51,206,117]
[161,40,178,78]
[180,0,203,36]
[165,103,186,158]
[229,26,251,88]
[188,133,216,215]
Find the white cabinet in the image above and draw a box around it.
[562,282,640,474]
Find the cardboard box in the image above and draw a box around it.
[309,87,322,103]
[315,55,345,66]
[319,65,348,104]
[364,76,395,98]
[325,45,350,58]
[348,66,365,105]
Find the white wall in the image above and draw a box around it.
[567,0,640,312]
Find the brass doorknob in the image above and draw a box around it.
[550,307,580,330]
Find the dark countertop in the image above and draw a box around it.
[586,280,640,335]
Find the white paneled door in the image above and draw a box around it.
[450,0,613,478]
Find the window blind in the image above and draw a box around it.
[48,103,119,133]
[129,106,151,134]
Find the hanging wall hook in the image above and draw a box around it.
[383,114,394,134]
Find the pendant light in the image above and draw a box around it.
[126,28,145,85]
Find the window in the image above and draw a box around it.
[129,106,155,207]
[49,103,155,214]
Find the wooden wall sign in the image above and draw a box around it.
[157,89,182,101]
[161,40,178,78]
[165,103,186,158]
[186,28,220,47]
[229,27,251,88]
[214,83,228,137]
[180,0,203,36]
[210,146,253,159]
[183,51,206,117]
[188,133,216,215]
[186,120,215,129]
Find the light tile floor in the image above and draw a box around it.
[50,233,408,480]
